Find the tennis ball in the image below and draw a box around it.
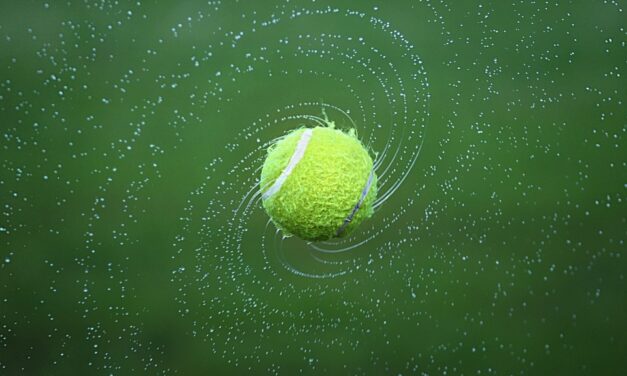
[260,125,377,241]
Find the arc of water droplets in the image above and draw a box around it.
[290,31,422,214]
[278,34,424,255]
[175,8,429,282]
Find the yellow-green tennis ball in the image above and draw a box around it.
[260,126,377,241]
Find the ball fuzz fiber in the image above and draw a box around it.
[260,125,377,241]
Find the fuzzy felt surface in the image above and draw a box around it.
[260,126,377,241]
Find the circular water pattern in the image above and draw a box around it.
[170,5,431,368]
[1,1,625,374]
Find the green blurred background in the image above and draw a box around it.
[1,0,625,375]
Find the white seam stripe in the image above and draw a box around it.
[262,129,313,200]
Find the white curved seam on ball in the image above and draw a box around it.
[336,167,375,236]
[262,128,313,200]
